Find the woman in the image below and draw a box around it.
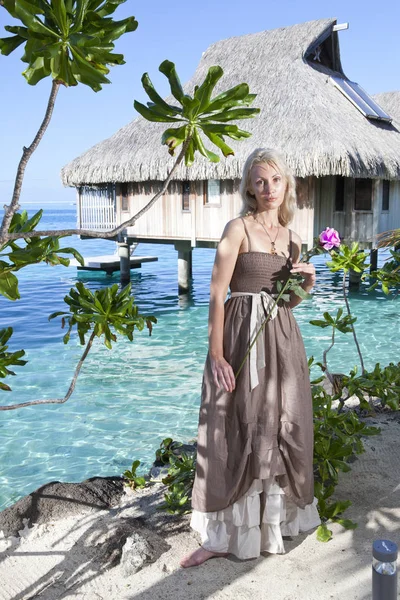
[180,148,320,568]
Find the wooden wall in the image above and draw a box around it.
[115,176,399,250]
[120,178,315,248]
[314,176,400,248]
[119,181,193,241]
[378,180,400,234]
[293,177,315,249]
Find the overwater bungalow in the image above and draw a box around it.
[61,18,400,288]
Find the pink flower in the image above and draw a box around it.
[319,227,341,250]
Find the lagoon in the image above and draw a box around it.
[0,205,398,509]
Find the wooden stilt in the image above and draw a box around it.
[349,268,362,290]
[175,242,193,293]
[370,248,378,273]
[118,240,131,283]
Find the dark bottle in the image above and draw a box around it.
[372,539,398,600]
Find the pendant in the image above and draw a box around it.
[270,242,277,255]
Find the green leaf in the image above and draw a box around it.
[192,127,219,163]
[22,55,52,85]
[0,271,20,300]
[161,125,188,155]
[201,128,234,157]
[193,65,223,114]
[0,33,26,55]
[159,60,185,103]
[70,0,91,33]
[141,73,181,116]
[58,246,84,266]
[200,107,260,123]
[206,83,251,113]
[134,100,181,123]
[70,45,110,92]
[131,459,140,473]
[292,285,310,300]
[184,138,195,167]
[336,518,357,530]
[316,524,332,542]
[51,0,68,35]
[15,0,59,38]
[1,0,19,18]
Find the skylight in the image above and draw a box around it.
[331,76,392,122]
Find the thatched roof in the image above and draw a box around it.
[61,18,400,186]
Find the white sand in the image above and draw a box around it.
[0,412,399,600]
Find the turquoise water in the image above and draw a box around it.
[0,206,398,509]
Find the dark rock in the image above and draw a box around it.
[96,517,170,573]
[149,464,170,481]
[0,476,124,537]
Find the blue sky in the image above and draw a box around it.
[1,0,399,206]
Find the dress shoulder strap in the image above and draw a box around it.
[241,217,252,252]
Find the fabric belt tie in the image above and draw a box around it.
[230,291,279,391]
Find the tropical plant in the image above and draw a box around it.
[0,0,138,244]
[343,362,400,412]
[159,451,196,515]
[0,327,27,392]
[49,281,156,348]
[2,60,260,246]
[325,242,369,375]
[0,0,138,90]
[0,1,259,410]
[123,460,147,490]
[368,249,400,294]
[134,61,259,166]
[0,209,83,301]
[309,307,357,395]
[311,372,380,542]
[0,0,148,410]
[155,437,178,465]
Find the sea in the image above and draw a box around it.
[0,204,398,509]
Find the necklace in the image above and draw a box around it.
[256,217,280,255]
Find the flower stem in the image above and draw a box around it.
[342,271,366,374]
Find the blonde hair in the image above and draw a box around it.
[239,147,296,226]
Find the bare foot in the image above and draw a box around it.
[180,547,229,568]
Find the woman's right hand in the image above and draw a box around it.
[210,356,236,393]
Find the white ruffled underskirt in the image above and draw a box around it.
[190,478,321,559]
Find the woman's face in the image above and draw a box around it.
[248,162,286,213]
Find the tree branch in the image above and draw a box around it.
[2,138,191,243]
[0,80,61,244]
[0,330,96,411]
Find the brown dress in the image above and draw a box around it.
[191,230,316,549]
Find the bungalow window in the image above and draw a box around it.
[335,176,345,212]
[354,179,372,211]
[182,182,190,211]
[121,183,129,212]
[382,180,390,212]
[204,179,221,205]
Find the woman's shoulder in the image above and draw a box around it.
[223,217,247,236]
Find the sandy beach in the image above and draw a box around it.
[0,410,399,600]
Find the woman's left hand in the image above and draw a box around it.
[290,261,316,289]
